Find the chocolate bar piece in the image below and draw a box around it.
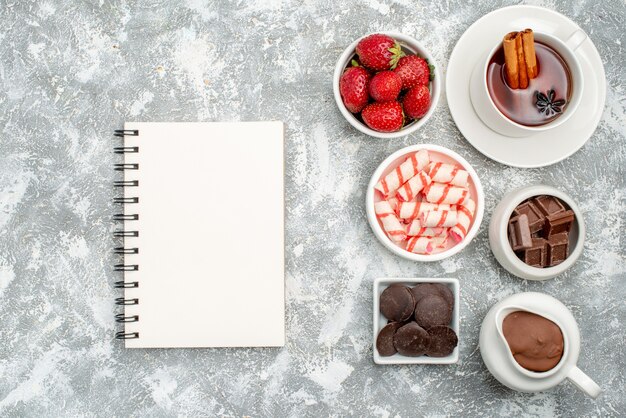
[546,232,569,266]
[509,214,532,251]
[521,238,547,267]
[534,195,566,217]
[508,223,518,250]
[514,201,545,233]
[544,210,575,237]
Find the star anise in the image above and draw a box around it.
[535,89,566,117]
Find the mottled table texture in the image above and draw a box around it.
[1,0,624,416]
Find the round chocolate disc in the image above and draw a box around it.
[376,322,402,357]
[414,294,452,328]
[432,283,454,310]
[380,285,415,322]
[410,283,440,304]
[393,322,430,357]
[425,325,458,357]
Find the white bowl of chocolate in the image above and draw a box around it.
[373,278,459,365]
[489,185,585,280]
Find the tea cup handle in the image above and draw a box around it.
[565,29,587,52]
[566,366,602,399]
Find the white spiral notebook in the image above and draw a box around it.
[114,122,285,348]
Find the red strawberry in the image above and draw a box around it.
[361,101,404,132]
[402,85,431,119]
[369,71,402,102]
[356,34,405,71]
[394,55,431,89]
[339,62,371,113]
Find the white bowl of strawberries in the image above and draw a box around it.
[334,32,441,138]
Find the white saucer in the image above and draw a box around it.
[479,292,581,393]
[446,5,606,168]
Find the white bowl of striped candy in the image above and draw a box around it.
[366,144,485,262]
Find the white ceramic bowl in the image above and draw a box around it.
[479,292,601,398]
[373,278,460,365]
[333,32,441,139]
[488,185,585,280]
[366,144,485,262]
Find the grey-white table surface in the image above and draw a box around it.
[0,0,624,416]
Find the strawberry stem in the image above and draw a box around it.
[388,41,406,69]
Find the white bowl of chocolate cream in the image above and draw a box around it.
[479,292,601,398]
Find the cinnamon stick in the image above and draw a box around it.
[522,29,538,79]
[515,32,529,89]
[503,32,519,89]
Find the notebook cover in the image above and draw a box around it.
[119,122,285,348]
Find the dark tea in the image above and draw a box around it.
[487,42,572,126]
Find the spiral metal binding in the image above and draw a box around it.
[114,163,139,171]
[115,313,139,323]
[114,180,139,187]
[115,297,139,305]
[114,280,139,288]
[114,247,139,254]
[114,146,139,154]
[115,331,139,339]
[114,129,140,341]
[113,230,138,237]
[113,214,139,221]
[114,129,139,137]
[114,264,138,272]
[114,197,139,204]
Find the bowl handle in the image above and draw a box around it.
[566,366,602,399]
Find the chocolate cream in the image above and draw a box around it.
[502,311,564,372]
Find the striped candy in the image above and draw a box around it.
[396,170,432,202]
[387,197,399,212]
[431,235,449,249]
[406,219,447,237]
[449,198,476,243]
[420,209,458,228]
[374,200,407,242]
[427,162,469,187]
[406,235,448,254]
[396,201,453,220]
[374,150,429,197]
[406,236,434,254]
[423,182,470,206]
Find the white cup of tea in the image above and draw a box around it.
[470,30,587,137]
